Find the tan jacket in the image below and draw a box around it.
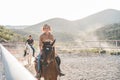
[39,33,54,50]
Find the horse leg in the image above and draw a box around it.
[28,54,30,66]
[34,60,38,77]
[29,54,32,65]
[26,55,29,66]
[24,50,26,56]
[29,54,32,66]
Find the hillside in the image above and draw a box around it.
[25,9,120,32]
[95,23,120,46]
[8,9,120,42]
[95,23,120,40]
[24,18,80,34]
[22,18,80,42]
[6,25,29,29]
[0,26,25,42]
[11,29,39,40]
[75,9,120,30]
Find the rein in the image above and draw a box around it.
[41,52,55,67]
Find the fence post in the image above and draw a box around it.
[98,41,101,54]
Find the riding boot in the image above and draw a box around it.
[30,45,35,57]
[55,56,65,76]
[23,50,27,57]
[58,66,65,76]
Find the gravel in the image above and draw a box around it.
[3,45,120,80]
[58,54,120,80]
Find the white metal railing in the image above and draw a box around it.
[0,44,36,80]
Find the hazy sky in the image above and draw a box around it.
[0,0,120,25]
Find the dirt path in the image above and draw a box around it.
[4,44,120,80]
[59,54,120,80]
[19,53,120,80]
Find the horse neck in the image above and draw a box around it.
[48,59,59,77]
[41,51,59,78]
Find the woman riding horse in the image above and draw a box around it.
[35,24,64,79]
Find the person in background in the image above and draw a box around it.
[26,35,35,57]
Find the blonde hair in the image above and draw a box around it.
[42,24,51,31]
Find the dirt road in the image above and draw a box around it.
[4,44,120,80]
[20,53,120,80]
[59,53,120,80]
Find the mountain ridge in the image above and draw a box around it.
[5,9,120,42]
[25,9,120,31]
[74,9,120,30]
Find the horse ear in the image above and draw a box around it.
[51,39,56,46]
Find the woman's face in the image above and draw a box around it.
[43,27,50,33]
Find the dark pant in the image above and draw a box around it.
[30,45,35,56]
[55,56,61,72]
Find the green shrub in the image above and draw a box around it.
[0,25,25,42]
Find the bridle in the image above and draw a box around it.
[42,40,56,67]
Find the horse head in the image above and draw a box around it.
[42,39,56,65]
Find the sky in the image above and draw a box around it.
[0,0,120,25]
